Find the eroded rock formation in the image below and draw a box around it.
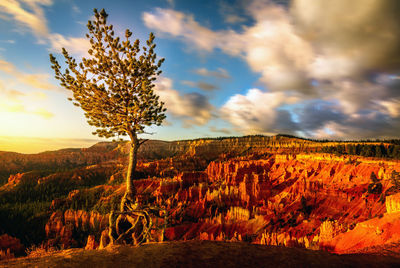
[386,193,400,214]
[2,136,400,255]
[40,152,400,254]
[0,234,23,260]
[45,210,108,248]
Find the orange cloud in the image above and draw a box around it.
[0,84,54,119]
[0,59,56,91]
[33,108,54,119]
[0,0,51,40]
[0,102,54,119]
[0,1,89,56]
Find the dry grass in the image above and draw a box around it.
[25,244,58,258]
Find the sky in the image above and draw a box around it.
[0,0,400,153]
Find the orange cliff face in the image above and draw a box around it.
[169,154,396,248]
[40,152,400,254]
[319,192,400,254]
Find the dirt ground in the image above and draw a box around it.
[2,240,400,268]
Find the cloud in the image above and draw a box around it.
[0,0,89,56]
[143,5,313,92]
[229,1,314,92]
[294,97,400,139]
[292,0,400,78]
[221,83,400,139]
[166,0,174,7]
[0,73,54,120]
[378,99,400,118]
[48,34,90,56]
[224,14,246,24]
[143,2,400,90]
[296,101,346,135]
[0,59,57,91]
[21,73,55,91]
[328,80,388,115]
[0,96,54,120]
[0,0,52,40]
[194,68,230,79]
[33,108,54,119]
[209,126,232,135]
[143,8,218,52]
[3,103,26,113]
[0,103,54,119]
[219,0,247,24]
[181,80,219,91]
[144,1,400,139]
[0,60,15,73]
[155,77,214,126]
[71,2,80,14]
[0,40,15,44]
[31,91,48,100]
[300,109,400,140]
[0,87,25,101]
[221,88,298,134]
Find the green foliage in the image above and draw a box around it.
[50,8,166,139]
[0,168,111,204]
[0,166,114,247]
[92,193,121,214]
[68,187,120,214]
[321,143,400,159]
[69,188,103,212]
[0,201,50,246]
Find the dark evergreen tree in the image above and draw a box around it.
[347,144,356,155]
[368,172,382,194]
[370,172,378,183]
[390,170,400,190]
[375,145,383,158]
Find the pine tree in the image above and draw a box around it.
[49,9,166,212]
[370,172,378,183]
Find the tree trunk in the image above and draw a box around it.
[120,133,139,212]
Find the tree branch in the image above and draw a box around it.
[139,139,149,146]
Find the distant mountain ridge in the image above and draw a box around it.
[1,134,398,185]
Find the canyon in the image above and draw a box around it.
[1,135,400,261]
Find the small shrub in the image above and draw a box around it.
[25,243,57,258]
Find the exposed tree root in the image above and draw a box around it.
[106,201,168,246]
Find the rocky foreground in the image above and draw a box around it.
[2,240,400,268]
